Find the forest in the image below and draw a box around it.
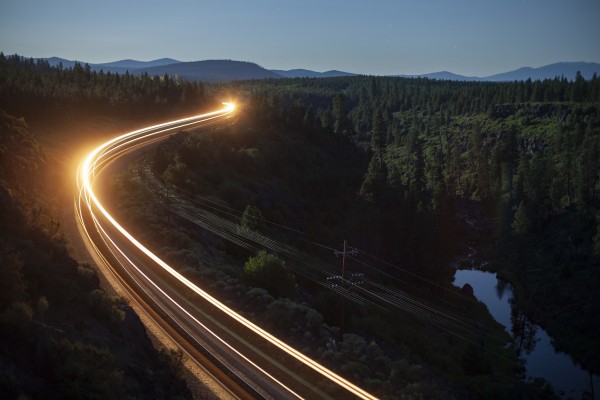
[222,73,600,374]
[0,54,205,399]
[1,53,599,399]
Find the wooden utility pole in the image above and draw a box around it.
[334,240,357,341]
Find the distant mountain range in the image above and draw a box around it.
[40,56,599,82]
[44,57,182,75]
[43,57,355,81]
[400,62,600,82]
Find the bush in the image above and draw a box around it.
[240,204,264,231]
[49,339,123,399]
[159,347,185,379]
[0,301,33,335]
[244,251,297,298]
[87,289,125,325]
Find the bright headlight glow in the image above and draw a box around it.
[76,104,378,400]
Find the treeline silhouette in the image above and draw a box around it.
[0,52,210,121]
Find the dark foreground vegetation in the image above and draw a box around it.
[0,54,198,399]
[1,53,599,399]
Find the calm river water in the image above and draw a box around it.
[453,269,598,399]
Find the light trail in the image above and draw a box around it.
[76,103,378,400]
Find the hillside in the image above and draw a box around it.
[0,109,193,399]
[485,61,600,81]
[406,61,600,81]
[94,58,181,69]
[140,59,283,81]
[227,74,600,380]
[42,57,182,75]
[114,74,600,397]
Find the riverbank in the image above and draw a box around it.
[450,197,600,398]
[454,268,598,399]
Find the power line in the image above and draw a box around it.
[333,240,359,341]
[134,155,526,367]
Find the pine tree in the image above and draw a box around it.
[512,200,531,236]
[371,109,386,173]
[359,154,388,203]
[333,94,351,135]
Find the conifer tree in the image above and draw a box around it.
[371,109,386,172]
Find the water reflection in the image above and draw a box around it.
[454,269,599,398]
[496,278,508,299]
[511,306,539,356]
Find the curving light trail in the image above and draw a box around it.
[76,104,378,400]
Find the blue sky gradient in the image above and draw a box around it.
[1,0,598,76]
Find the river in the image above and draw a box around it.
[453,269,598,399]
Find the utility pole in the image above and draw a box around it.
[334,240,358,342]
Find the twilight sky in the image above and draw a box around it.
[1,0,598,76]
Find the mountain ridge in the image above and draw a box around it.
[95,58,181,69]
[404,62,600,81]
[139,59,283,81]
[399,71,482,81]
[32,55,600,82]
[483,61,599,81]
